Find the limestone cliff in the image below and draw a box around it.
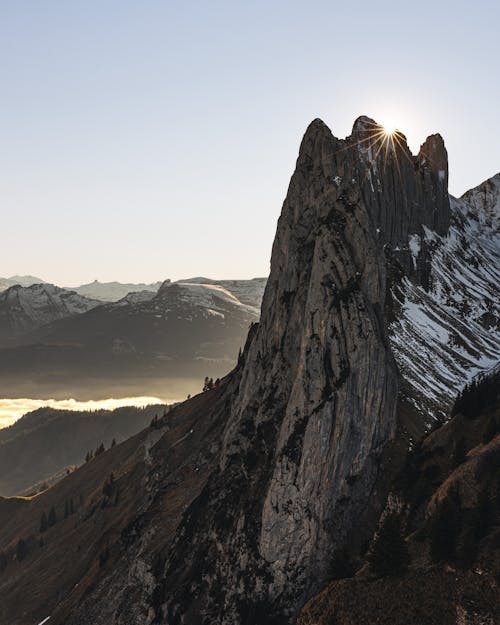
[157,117,453,624]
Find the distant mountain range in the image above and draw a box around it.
[0,276,267,306]
[0,274,48,291]
[0,278,267,400]
[0,276,161,301]
[67,279,164,302]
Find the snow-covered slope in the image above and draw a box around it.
[1,280,260,384]
[175,277,267,309]
[389,174,500,422]
[0,283,101,343]
[105,280,259,326]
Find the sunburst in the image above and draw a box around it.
[348,119,410,171]
[340,118,412,207]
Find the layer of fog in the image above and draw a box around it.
[0,396,171,429]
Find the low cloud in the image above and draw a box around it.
[0,396,168,429]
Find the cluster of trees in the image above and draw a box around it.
[150,408,169,428]
[429,485,496,568]
[40,497,78,534]
[0,538,30,571]
[39,506,58,532]
[326,512,411,581]
[202,377,221,392]
[452,371,500,419]
[85,439,116,463]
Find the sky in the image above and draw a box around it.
[1,0,499,285]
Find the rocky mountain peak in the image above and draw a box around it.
[162,118,407,622]
[2,118,498,625]
[158,118,498,624]
[417,132,448,172]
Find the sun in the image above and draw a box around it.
[382,122,397,136]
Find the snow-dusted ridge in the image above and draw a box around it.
[0,283,101,340]
[389,175,500,422]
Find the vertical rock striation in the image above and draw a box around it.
[158,117,453,624]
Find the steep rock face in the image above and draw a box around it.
[297,369,500,625]
[157,117,457,624]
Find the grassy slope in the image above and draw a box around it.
[0,382,229,625]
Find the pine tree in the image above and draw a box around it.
[48,506,57,527]
[452,437,467,467]
[430,491,461,563]
[99,546,110,567]
[327,547,355,580]
[482,417,497,444]
[16,539,27,561]
[40,511,48,533]
[368,513,409,577]
[0,551,8,572]
[473,490,493,540]
[456,527,477,570]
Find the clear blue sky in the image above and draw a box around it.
[1,1,498,285]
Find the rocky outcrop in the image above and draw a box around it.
[153,117,459,624]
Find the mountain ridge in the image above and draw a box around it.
[0,117,498,625]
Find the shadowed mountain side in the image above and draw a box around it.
[0,380,233,625]
[298,369,500,625]
[0,404,167,497]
